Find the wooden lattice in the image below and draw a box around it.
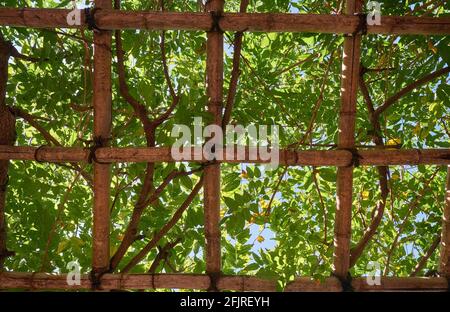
[0,0,450,291]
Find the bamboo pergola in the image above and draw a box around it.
[1,0,450,291]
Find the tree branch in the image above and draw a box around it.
[148,238,181,274]
[150,15,182,128]
[1,32,46,268]
[349,69,389,268]
[160,31,176,99]
[10,45,48,63]
[384,168,440,275]
[222,0,249,128]
[264,51,335,221]
[374,66,450,117]
[114,29,153,135]
[39,170,82,272]
[0,35,16,269]
[109,167,202,271]
[312,168,329,244]
[121,176,204,273]
[410,234,440,277]
[8,106,93,186]
[111,1,161,273]
[351,64,449,267]
[9,107,61,146]
[111,0,189,272]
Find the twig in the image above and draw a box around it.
[312,168,329,244]
[9,106,93,186]
[264,51,335,219]
[110,175,140,214]
[384,168,440,275]
[148,238,182,274]
[410,235,440,277]
[272,53,318,78]
[374,66,450,117]
[9,107,60,146]
[239,52,303,130]
[159,31,176,99]
[222,0,250,128]
[10,46,47,63]
[114,29,153,136]
[39,170,83,272]
[349,68,390,268]
[110,167,202,270]
[121,176,204,273]
[406,0,446,16]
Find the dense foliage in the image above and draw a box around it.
[0,0,449,290]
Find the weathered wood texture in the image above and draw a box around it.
[0,2,449,292]
[92,0,112,275]
[204,0,224,281]
[0,36,16,269]
[0,8,449,35]
[333,0,362,279]
[440,166,450,276]
[2,146,450,166]
[0,272,448,292]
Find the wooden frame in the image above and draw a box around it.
[91,0,112,279]
[0,1,449,291]
[0,8,449,35]
[0,272,448,292]
[333,0,363,279]
[3,146,450,166]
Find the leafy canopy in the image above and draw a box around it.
[1,0,450,289]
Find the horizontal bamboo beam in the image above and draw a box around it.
[1,145,450,166]
[0,272,447,291]
[286,276,449,292]
[0,8,449,35]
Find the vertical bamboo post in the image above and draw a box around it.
[440,166,450,276]
[0,36,16,270]
[92,0,112,276]
[204,0,224,284]
[333,0,363,279]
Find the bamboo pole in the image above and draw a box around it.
[0,35,16,269]
[333,0,363,280]
[0,8,449,35]
[204,0,223,288]
[92,0,112,277]
[3,145,450,166]
[440,166,450,276]
[0,272,447,291]
[286,276,449,292]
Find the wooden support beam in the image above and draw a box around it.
[0,272,448,291]
[0,34,16,270]
[286,276,449,292]
[3,146,450,166]
[0,8,449,35]
[411,235,440,277]
[92,0,112,277]
[333,0,363,280]
[440,166,450,277]
[204,0,223,288]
